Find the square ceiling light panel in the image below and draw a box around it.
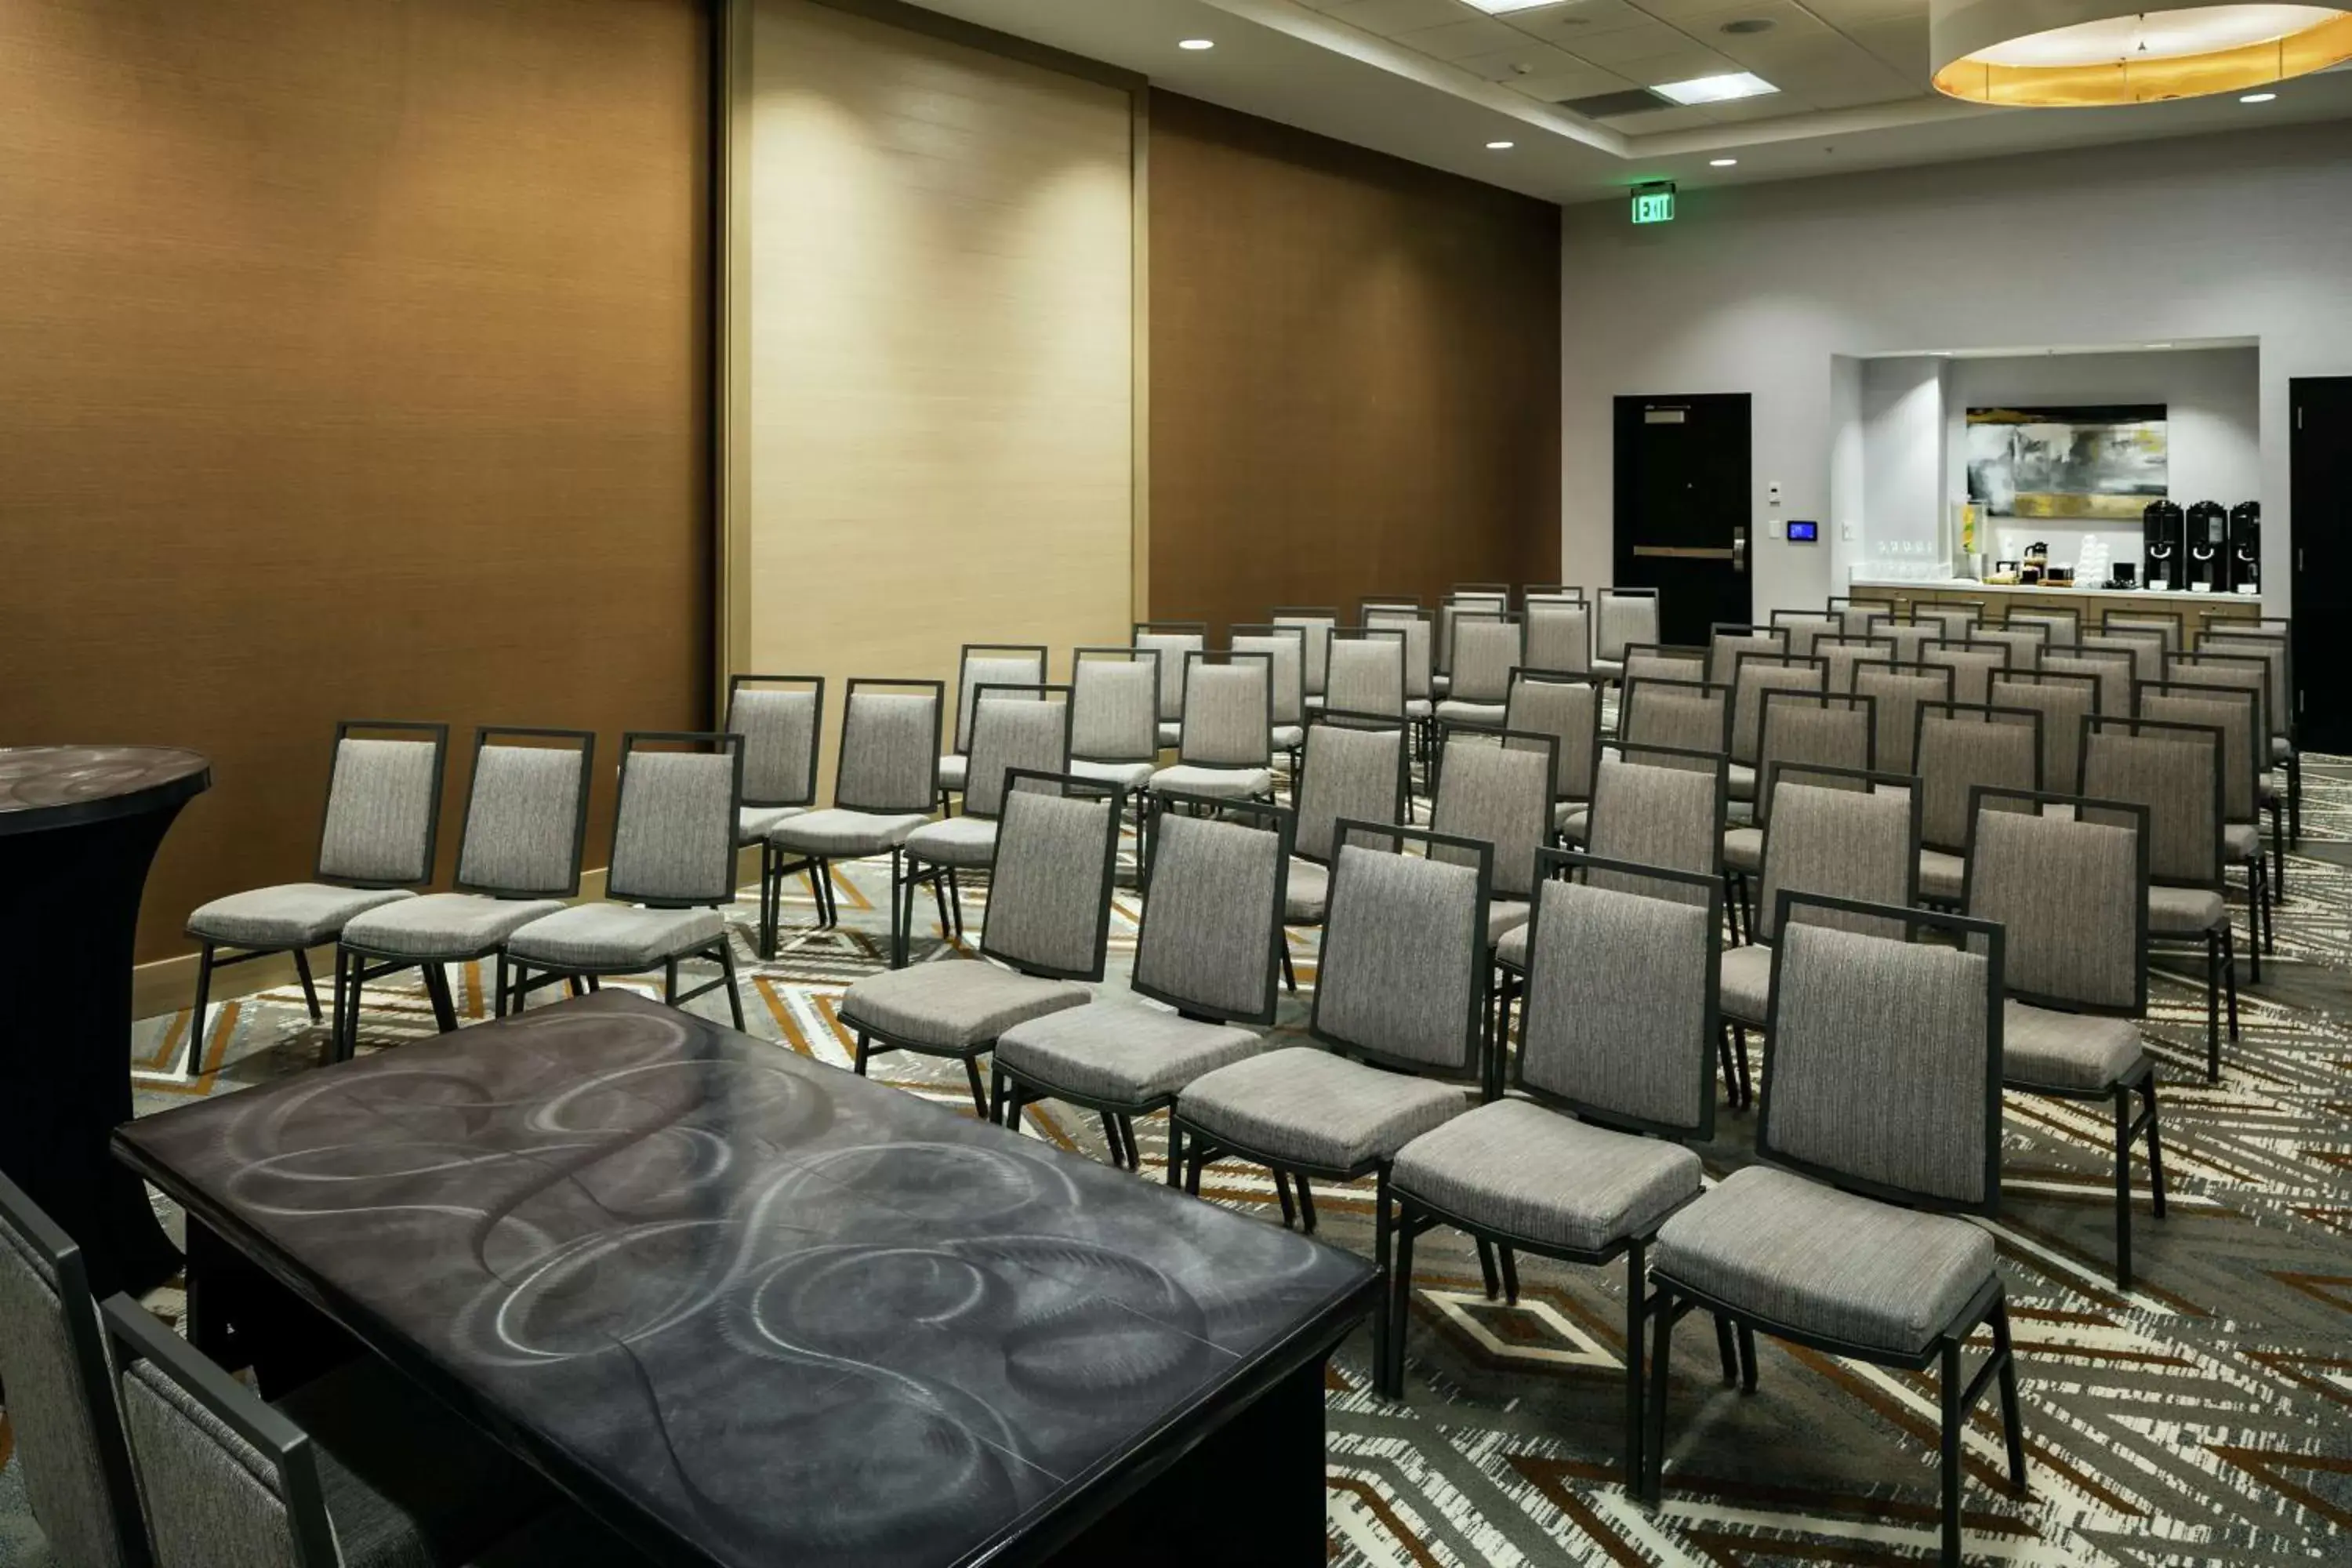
[1651,68,1781,100]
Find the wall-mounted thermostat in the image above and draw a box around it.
[1787,520,1819,543]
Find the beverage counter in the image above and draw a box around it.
[1843,578,2267,641]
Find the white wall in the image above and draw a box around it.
[1559,122,2352,613]
[1861,355,1949,578]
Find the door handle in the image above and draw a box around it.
[1631,546,1736,560]
[1733,525,1748,576]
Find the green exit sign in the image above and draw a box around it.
[1632,183,1676,224]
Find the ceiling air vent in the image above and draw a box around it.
[1557,88,1677,118]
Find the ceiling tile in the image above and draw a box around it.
[1388,16,1534,57]
[1802,60,1927,104]
[1600,103,1717,129]
[1320,0,1479,38]
[1698,90,1815,119]
[1664,0,1834,46]
[1508,62,1641,97]
[1450,39,1597,80]
[1588,44,1748,82]
[1497,0,1659,36]
[1802,0,1931,24]
[1839,14,1933,75]
[1558,18,1700,59]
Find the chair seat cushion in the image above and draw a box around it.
[767,808,931,858]
[2223,822,2260,861]
[187,884,415,950]
[996,1000,1261,1108]
[906,815,997,869]
[1727,762,1756,801]
[1284,858,1329,923]
[1918,848,1967,902]
[840,960,1089,1051]
[1722,826,1763,875]
[1272,724,1305,750]
[1395,1099,1703,1254]
[1720,943,1772,1025]
[504,905,723,971]
[1592,658,1625,681]
[342,894,566,959]
[1557,804,1588,842]
[1157,721,1182,748]
[2002,1000,2144,1092]
[1434,700,1508,726]
[1495,921,1528,970]
[1178,1047,1467,1172]
[1487,900,1530,947]
[738,804,807,844]
[1653,1165,1998,1356]
[1069,757,1156,790]
[2148,884,2226,935]
[2272,735,2294,763]
[1406,699,1434,719]
[1149,764,1273,799]
[938,753,968,793]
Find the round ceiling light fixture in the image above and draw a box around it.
[1929,0,2352,104]
[1178,37,1215,50]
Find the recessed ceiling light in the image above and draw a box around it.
[1462,0,1558,12]
[2241,89,2278,100]
[2147,341,2175,347]
[1652,71,1780,105]
[1178,38,1214,50]
[1486,140,1516,149]
[1710,157,1739,166]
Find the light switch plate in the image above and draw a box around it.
[1767,481,1783,506]
[1767,519,1784,539]
[1841,521,1857,541]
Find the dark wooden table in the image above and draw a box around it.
[114,991,1375,1566]
[1,744,209,1295]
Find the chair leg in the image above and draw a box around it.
[1297,1174,1318,1233]
[493,954,510,1018]
[1388,1206,1417,1399]
[2204,931,2221,1081]
[1163,1122,1184,1187]
[330,946,349,1062]
[567,975,585,998]
[1273,1170,1297,1226]
[663,957,680,1006]
[1185,1148,1205,1196]
[423,964,459,1033]
[1370,1166,1393,1400]
[2143,1076,2168,1221]
[717,941,746,1031]
[1645,1294,1675,1506]
[1714,1316,1737,1385]
[1621,1243,1647,1486]
[1735,1025,1753,1109]
[2223,926,2240,1042]
[964,1055,990,1119]
[1990,1294,2028,1493]
[1736,1324,1758,1392]
[1476,1240,1501,1301]
[344,950,368,1061]
[292,948,322,1022]
[1280,942,1297,994]
[2113,1084,2136,1290]
[2287,752,2301,847]
[2270,798,2285,902]
[931,865,953,940]
[1498,1245,1520,1307]
[1118,1115,1139,1172]
[185,942,216,1078]
[1099,1112,1125,1165]
[948,869,965,941]
[853,1031,871,1076]
[1940,1338,1965,1568]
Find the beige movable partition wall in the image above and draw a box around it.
[725,0,1138,797]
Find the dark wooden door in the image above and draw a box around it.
[1615,394,1751,646]
[2291,377,2351,752]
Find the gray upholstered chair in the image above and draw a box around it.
[2008,608,2079,644]
[1281,713,1410,993]
[2042,643,2135,720]
[1505,671,1602,837]
[837,774,1120,1118]
[1911,700,2042,904]
[1175,822,1492,1388]
[1828,595,1896,637]
[1523,600,1591,677]
[938,644,1045,811]
[1434,612,1523,731]
[1962,786,2163,1286]
[1232,623,1308,770]
[1619,644,1708,686]
[1878,619,1940,664]
[1616,677,1730,764]
[764,678,945,964]
[1520,583,1584,605]
[2198,626,2296,844]
[1430,726,1557,947]
[1910,602,1982,641]
[336,728,593,1059]
[1592,588,1661,684]
[2082,716,2236,1079]
[1722,690,1876,884]
[1719,765,1919,1108]
[2100,608,2183,653]
[0,1172,150,1568]
[2080,626,2165,687]
[1852,659,1954,773]
[1434,589,1508,693]
[1643,895,2024,1568]
[1726,652,1827,803]
[1972,622,2048,673]
[900,684,1071,951]
[1388,851,1719,1454]
[1134,622,1207,750]
[1990,670,2098,796]
[503,731,746,1025]
[1921,637,2011,706]
[1768,608,1842,661]
[727,674,826,958]
[2166,648,2285,893]
[1325,628,1407,720]
[1148,650,1275,803]
[1366,606,1437,755]
[180,720,448,1078]
[96,1295,623,1568]
[1067,646,1161,820]
[994,793,1290,1174]
[1358,593,1421,619]
[1273,608,1339,710]
[1707,623,1788,688]
[1812,634,1896,695]
[2140,678,2269,967]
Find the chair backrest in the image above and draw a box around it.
[2079,628,2165,686]
[1920,639,2010,706]
[1971,624,2047,674]
[1446,613,1523,703]
[1584,749,1727,902]
[2100,608,2182,653]
[726,674,822,808]
[2007,609,2079,643]
[1325,630,1406,717]
[1814,635,1896,694]
[1595,588,1660,662]
[978,772,1122,980]
[1963,786,2148,1014]
[1879,622,1938,664]
[1518,852,1719,1140]
[964,684,1073,819]
[1436,592,1507,676]
[1069,647,1159,763]
[1990,671,2099,795]
[452,728,594,899]
[102,1294,337,1568]
[833,679,945,814]
[1272,609,1338,698]
[1523,601,1591,675]
[1913,701,2041,852]
[1359,594,1421,619]
[1851,660,1954,774]
[1754,768,1919,943]
[1293,715,1409,866]
[2138,680,2259,824]
[1365,607,1434,699]
[1231,626,1306,727]
[1909,603,1982,641]
[1708,624,1789,687]
[2198,630,2292,740]
[0,1175,151,1568]
[607,732,742,907]
[1729,654,1827,766]
[1621,644,1708,685]
[2165,648,2270,748]
[1520,583,1584,606]
[1753,692,1875,827]
[1620,677,1730,759]
[1768,608,1842,660]
[1133,623,1207,721]
[1312,823,1490,1083]
[1178,652,1273,768]
[1504,672,1602,804]
[1430,728,1558,900]
[1132,796,1290,1025]
[2080,717,2223,889]
[952,645,1047,752]
[2042,645,2133,720]
[314,720,448,887]
[1759,898,2003,1214]
[1829,597,1895,638]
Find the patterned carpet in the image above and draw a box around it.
[5,760,2352,1566]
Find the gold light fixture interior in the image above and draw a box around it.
[1930,0,2352,104]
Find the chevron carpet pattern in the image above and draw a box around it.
[5,761,2350,1566]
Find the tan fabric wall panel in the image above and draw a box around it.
[1148,93,1561,640]
[734,0,1134,782]
[0,0,713,965]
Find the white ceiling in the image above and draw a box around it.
[902,0,2352,201]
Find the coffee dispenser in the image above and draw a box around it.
[2186,501,2227,591]
[2227,501,2261,593]
[2142,499,2184,589]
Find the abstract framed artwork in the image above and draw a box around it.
[1965,404,2168,521]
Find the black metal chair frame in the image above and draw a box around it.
[941,644,1048,815]
[1269,608,1341,703]
[1908,700,2045,902]
[1504,668,1604,828]
[1231,622,1312,782]
[1720,688,1881,938]
[2165,649,2286,900]
[1519,583,1585,605]
[1323,626,1409,722]
[2198,626,2298,844]
[1279,710,1412,995]
[899,683,1073,953]
[1594,586,1662,677]
[1069,644,1161,839]
[2141,673,2271,971]
[1848,658,1955,773]
[782,677,944,968]
[729,673,829,959]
